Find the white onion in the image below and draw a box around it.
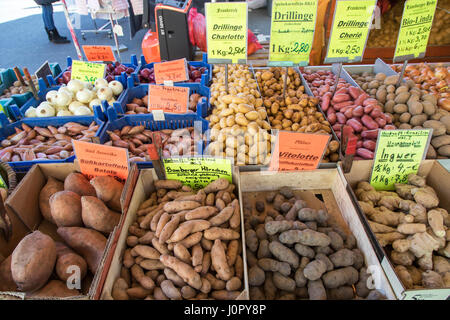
[89,98,102,110]
[108,80,124,96]
[45,90,58,105]
[73,106,92,116]
[57,110,73,117]
[94,78,109,88]
[67,79,84,93]
[25,107,37,118]
[69,101,86,113]
[36,102,55,117]
[58,86,74,99]
[97,86,113,101]
[76,88,93,104]
[55,91,72,108]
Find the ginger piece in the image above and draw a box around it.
[408,232,440,271]
[358,190,382,204]
[426,228,446,249]
[358,201,377,217]
[391,250,415,266]
[433,256,450,276]
[412,187,439,209]
[407,174,426,187]
[422,270,444,289]
[378,196,400,211]
[375,232,405,247]
[395,265,413,289]
[392,239,411,253]
[427,209,446,238]
[369,207,406,227]
[438,243,450,258]
[357,181,375,191]
[408,203,427,224]
[397,223,427,235]
[368,221,396,233]
[395,184,414,200]
[406,266,423,285]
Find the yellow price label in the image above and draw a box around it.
[163,157,232,190]
[205,2,248,64]
[269,0,318,66]
[325,0,376,63]
[370,129,431,190]
[394,0,437,62]
[71,60,106,84]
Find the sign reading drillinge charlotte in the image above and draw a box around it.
[325,0,377,63]
[205,1,248,64]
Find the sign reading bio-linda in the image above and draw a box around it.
[147,85,189,114]
[369,129,432,190]
[70,60,106,83]
[269,0,318,66]
[269,131,330,171]
[163,157,233,189]
[325,0,376,63]
[205,1,248,64]
[393,0,437,62]
[72,140,129,183]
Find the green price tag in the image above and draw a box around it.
[163,157,233,190]
[71,60,106,84]
[370,129,432,190]
[268,0,318,67]
[394,0,437,62]
[325,0,376,64]
[205,2,248,64]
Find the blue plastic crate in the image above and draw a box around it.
[137,53,212,87]
[0,109,105,173]
[111,77,211,118]
[0,98,13,119]
[98,106,209,169]
[54,55,139,88]
[0,68,33,107]
[11,77,122,121]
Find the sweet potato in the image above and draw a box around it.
[49,191,83,227]
[203,178,230,194]
[81,196,121,234]
[154,180,182,190]
[55,242,87,282]
[159,254,202,290]
[210,290,240,300]
[29,280,80,298]
[164,201,201,213]
[11,231,56,292]
[112,277,129,300]
[57,227,107,274]
[90,176,124,211]
[168,220,210,243]
[39,176,64,223]
[0,255,17,291]
[64,173,96,197]
[211,239,233,281]
[209,206,234,226]
[184,206,218,220]
[203,227,240,241]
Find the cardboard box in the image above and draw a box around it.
[1,162,127,300]
[99,167,250,300]
[239,168,396,299]
[343,160,450,300]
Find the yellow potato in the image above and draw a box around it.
[245,111,259,121]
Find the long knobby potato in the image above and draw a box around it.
[159,254,202,290]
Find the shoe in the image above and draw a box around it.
[45,27,70,44]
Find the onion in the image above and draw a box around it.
[76,88,93,104]
[58,85,74,99]
[97,87,113,101]
[55,91,72,108]
[36,102,55,117]
[108,80,124,96]
[69,101,86,113]
[57,110,73,117]
[89,98,102,110]
[45,90,58,105]
[94,78,108,88]
[73,106,92,116]
[25,107,37,118]
[67,79,84,93]
[83,81,94,90]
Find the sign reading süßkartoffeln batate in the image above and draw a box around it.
[269,0,318,66]
[393,0,437,62]
[325,0,377,63]
[205,2,248,64]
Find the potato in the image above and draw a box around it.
[57,227,107,274]
[81,196,121,234]
[64,172,96,197]
[39,177,64,224]
[0,256,17,291]
[11,231,57,292]
[423,120,446,136]
[55,242,88,282]
[49,191,83,227]
[90,176,124,212]
[29,280,80,298]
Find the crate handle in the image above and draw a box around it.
[67,56,73,67]
[9,105,22,121]
[112,101,124,114]
[127,76,135,89]
[93,105,105,122]
[140,55,147,66]
[130,54,138,66]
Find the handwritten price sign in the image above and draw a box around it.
[394,0,437,62]
[325,0,376,63]
[71,60,106,83]
[154,58,189,84]
[148,85,189,113]
[206,1,248,64]
[269,0,318,66]
[370,129,431,190]
[82,45,116,62]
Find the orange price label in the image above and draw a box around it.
[148,85,189,113]
[72,140,129,183]
[154,58,189,84]
[82,45,116,62]
[269,131,330,171]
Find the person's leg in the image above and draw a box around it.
[42,4,56,31]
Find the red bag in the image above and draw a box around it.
[188,8,262,55]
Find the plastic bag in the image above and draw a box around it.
[248,0,267,10]
[188,8,262,56]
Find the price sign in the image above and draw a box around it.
[393,0,437,62]
[148,85,189,113]
[269,0,318,66]
[35,61,52,86]
[205,1,248,64]
[370,129,432,190]
[163,157,233,190]
[72,140,129,183]
[71,60,106,84]
[82,45,116,62]
[269,131,330,171]
[325,0,376,63]
[0,102,5,115]
[154,58,189,85]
